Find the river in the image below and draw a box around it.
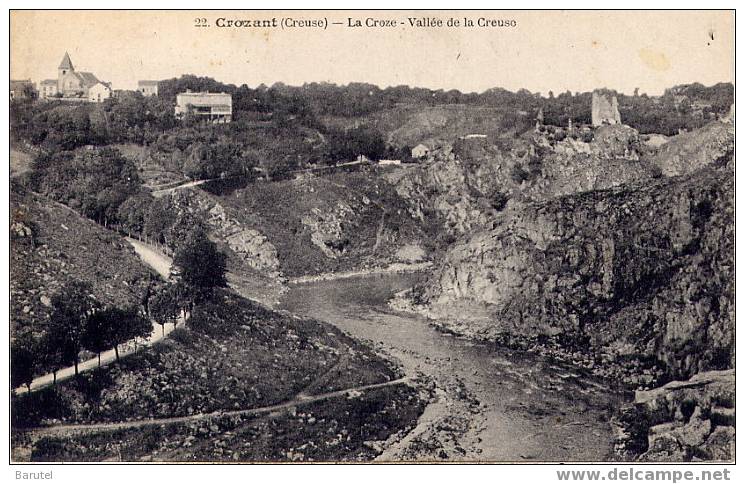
[280,272,627,462]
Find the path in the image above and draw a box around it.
[14,239,178,394]
[151,179,212,198]
[126,237,173,279]
[21,377,410,437]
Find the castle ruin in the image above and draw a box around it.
[591,90,622,127]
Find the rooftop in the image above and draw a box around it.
[58,52,74,70]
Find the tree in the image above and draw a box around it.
[117,193,154,238]
[11,332,37,392]
[149,288,181,336]
[82,310,111,367]
[47,281,99,376]
[39,333,64,385]
[173,228,227,301]
[84,306,153,362]
[116,306,152,356]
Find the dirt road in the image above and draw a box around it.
[14,239,178,394]
[20,377,410,437]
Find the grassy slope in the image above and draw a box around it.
[10,185,154,337]
[13,290,426,462]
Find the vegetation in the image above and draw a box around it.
[29,147,143,227]
[12,290,404,431]
[46,281,99,376]
[11,333,37,392]
[149,285,183,336]
[173,227,227,300]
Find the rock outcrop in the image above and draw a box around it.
[387,125,658,239]
[647,120,734,177]
[169,190,281,279]
[413,156,733,383]
[614,370,735,461]
[300,203,355,258]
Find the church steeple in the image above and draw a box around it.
[58,52,74,73]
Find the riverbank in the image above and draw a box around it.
[389,288,662,391]
[280,273,626,462]
[289,262,432,284]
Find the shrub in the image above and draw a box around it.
[187,301,237,337]
[510,164,531,184]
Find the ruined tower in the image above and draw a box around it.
[591,90,622,127]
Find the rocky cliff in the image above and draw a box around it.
[646,120,734,177]
[386,125,659,241]
[408,151,733,385]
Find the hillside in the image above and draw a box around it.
[195,170,437,278]
[10,185,154,338]
[322,104,522,149]
[12,290,426,462]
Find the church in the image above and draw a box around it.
[40,52,112,102]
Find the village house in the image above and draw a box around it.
[40,80,58,99]
[137,80,159,97]
[10,79,36,100]
[40,52,112,102]
[175,91,232,123]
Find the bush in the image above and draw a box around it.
[581,131,595,143]
[510,164,531,184]
[12,387,70,428]
[187,301,237,337]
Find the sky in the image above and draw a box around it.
[10,10,734,95]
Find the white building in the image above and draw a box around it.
[40,79,58,98]
[137,80,159,97]
[87,82,112,103]
[39,52,112,102]
[175,92,232,123]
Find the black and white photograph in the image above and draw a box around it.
[7,8,736,469]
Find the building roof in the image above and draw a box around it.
[59,52,74,70]
[10,80,33,90]
[41,79,57,85]
[75,72,101,88]
[176,92,232,107]
[138,80,159,86]
[89,81,112,91]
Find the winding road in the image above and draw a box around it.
[14,239,179,394]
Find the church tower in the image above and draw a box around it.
[57,52,74,93]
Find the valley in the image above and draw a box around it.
[9,79,735,463]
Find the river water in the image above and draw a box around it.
[280,272,627,462]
